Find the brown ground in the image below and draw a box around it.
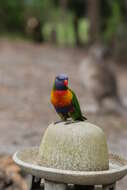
[0,38,127,189]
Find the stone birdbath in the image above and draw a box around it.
[13,122,127,190]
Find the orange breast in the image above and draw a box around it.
[51,90,72,107]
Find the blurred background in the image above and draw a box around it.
[0,0,127,190]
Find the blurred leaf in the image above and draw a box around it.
[79,19,89,43]
[25,0,54,22]
[103,0,123,42]
[0,0,24,32]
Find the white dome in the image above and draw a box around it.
[38,122,109,171]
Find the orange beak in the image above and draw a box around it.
[64,80,68,87]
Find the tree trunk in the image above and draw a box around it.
[73,16,81,46]
[60,0,68,19]
[59,0,68,44]
[87,0,100,44]
[33,20,44,43]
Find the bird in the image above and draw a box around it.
[79,44,127,115]
[51,74,87,121]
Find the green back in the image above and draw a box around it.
[69,89,82,116]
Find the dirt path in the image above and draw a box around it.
[0,38,127,189]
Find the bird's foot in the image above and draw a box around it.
[54,120,64,124]
[54,119,72,125]
[64,121,73,125]
[54,119,81,125]
[64,120,81,125]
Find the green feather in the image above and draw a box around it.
[69,89,87,121]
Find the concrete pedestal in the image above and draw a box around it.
[30,176,116,190]
[13,148,127,190]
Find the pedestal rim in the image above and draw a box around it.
[13,147,127,185]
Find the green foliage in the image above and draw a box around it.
[56,15,75,45]
[78,19,89,43]
[0,0,24,32]
[103,0,123,42]
[25,0,54,22]
[43,12,75,46]
[0,0,126,46]
[43,17,89,46]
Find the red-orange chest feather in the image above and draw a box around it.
[51,90,72,107]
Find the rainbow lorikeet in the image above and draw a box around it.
[51,74,87,121]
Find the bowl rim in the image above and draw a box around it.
[13,147,127,176]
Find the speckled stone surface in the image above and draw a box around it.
[13,147,127,185]
[38,122,109,171]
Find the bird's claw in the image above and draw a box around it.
[54,120,64,124]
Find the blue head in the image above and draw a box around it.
[54,74,68,90]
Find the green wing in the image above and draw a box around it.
[71,90,82,114]
[69,89,87,121]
